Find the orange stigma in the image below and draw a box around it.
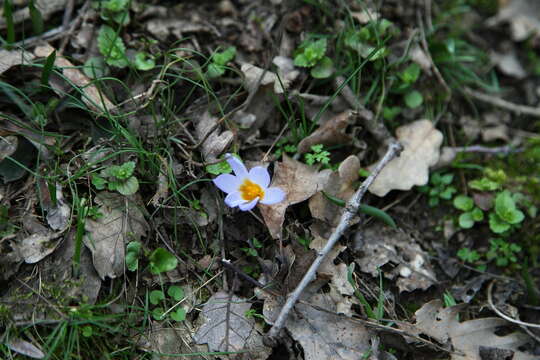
[239,179,264,201]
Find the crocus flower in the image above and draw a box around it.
[213,154,286,211]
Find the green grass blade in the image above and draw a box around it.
[322,191,397,228]
[3,0,15,45]
[41,50,56,88]
[29,0,44,35]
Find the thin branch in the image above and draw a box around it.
[463,87,540,118]
[265,140,403,344]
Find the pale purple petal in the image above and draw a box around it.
[238,197,259,211]
[260,187,286,205]
[248,166,270,188]
[213,174,240,194]
[225,154,248,178]
[225,191,246,207]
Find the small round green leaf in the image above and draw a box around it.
[489,213,511,234]
[170,308,186,322]
[167,285,184,302]
[152,307,166,320]
[310,57,333,79]
[149,248,178,274]
[135,52,156,71]
[453,195,474,211]
[404,90,423,109]
[115,176,139,196]
[125,241,142,271]
[149,290,165,305]
[458,212,474,229]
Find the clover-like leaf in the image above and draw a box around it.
[170,308,186,322]
[167,285,184,302]
[152,307,166,320]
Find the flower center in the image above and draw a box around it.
[239,179,264,201]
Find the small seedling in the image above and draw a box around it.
[240,238,263,257]
[97,25,128,68]
[149,285,186,321]
[245,309,264,320]
[294,38,334,79]
[453,195,484,229]
[487,238,521,267]
[92,161,139,196]
[469,168,506,191]
[343,19,394,60]
[304,144,331,166]
[206,46,236,78]
[418,172,456,207]
[134,52,156,71]
[457,248,481,263]
[94,0,130,26]
[489,190,525,234]
[125,241,142,271]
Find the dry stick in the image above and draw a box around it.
[265,140,403,344]
[463,87,540,118]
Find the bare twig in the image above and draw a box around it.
[487,280,540,329]
[463,87,540,118]
[265,140,403,344]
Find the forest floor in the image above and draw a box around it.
[1,0,540,359]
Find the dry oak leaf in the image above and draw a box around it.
[297,110,353,154]
[369,119,443,197]
[83,192,148,280]
[259,155,326,238]
[409,300,535,360]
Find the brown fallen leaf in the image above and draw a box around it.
[194,111,234,162]
[355,226,437,292]
[34,44,115,113]
[297,110,353,154]
[309,155,360,227]
[284,293,372,360]
[83,192,148,280]
[5,337,45,359]
[408,300,535,360]
[0,0,67,30]
[19,232,63,264]
[368,119,443,197]
[259,155,326,238]
[0,49,35,75]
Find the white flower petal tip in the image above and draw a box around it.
[213,155,285,211]
[259,187,286,205]
[225,154,248,178]
[213,174,241,193]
